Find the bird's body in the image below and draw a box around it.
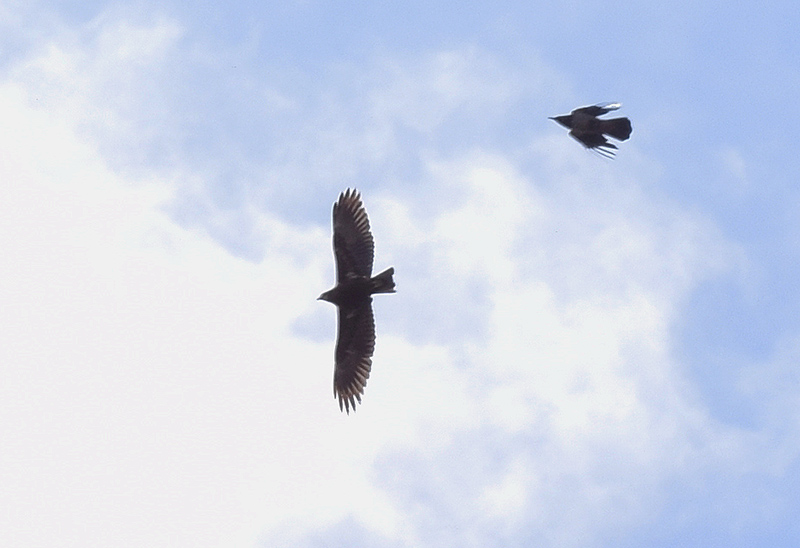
[318,189,395,413]
[550,102,632,158]
[318,268,394,309]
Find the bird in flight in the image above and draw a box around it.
[318,189,395,413]
[550,102,632,158]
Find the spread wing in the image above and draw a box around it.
[333,301,375,413]
[573,102,621,117]
[569,130,618,158]
[332,189,375,281]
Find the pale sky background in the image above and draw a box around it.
[2,1,800,547]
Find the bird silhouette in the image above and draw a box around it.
[550,102,632,158]
[318,189,395,413]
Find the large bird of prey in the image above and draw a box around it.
[318,189,395,413]
[550,102,632,158]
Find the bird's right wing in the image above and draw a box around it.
[570,130,618,158]
[333,301,376,413]
[332,189,375,281]
[597,102,621,111]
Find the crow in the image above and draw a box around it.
[550,102,632,158]
[318,189,395,413]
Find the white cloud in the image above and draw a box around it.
[0,76,326,548]
[12,11,182,131]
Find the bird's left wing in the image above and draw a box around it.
[332,189,375,281]
[333,301,376,413]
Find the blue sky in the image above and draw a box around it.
[1,1,800,547]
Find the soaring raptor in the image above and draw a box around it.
[318,189,395,413]
[550,102,633,158]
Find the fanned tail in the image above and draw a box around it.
[602,117,632,141]
[370,267,396,294]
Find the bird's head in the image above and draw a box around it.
[318,289,333,303]
[549,115,572,129]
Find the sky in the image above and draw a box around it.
[1,1,800,547]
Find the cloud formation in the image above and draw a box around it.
[3,5,800,548]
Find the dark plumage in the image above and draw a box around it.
[318,189,395,413]
[550,102,632,158]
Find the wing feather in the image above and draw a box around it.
[333,301,376,414]
[570,130,618,157]
[573,102,621,117]
[332,189,375,281]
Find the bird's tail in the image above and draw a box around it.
[370,267,396,294]
[602,117,632,141]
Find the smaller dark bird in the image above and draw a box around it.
[550,102,632,158]
[319,189,395,414]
